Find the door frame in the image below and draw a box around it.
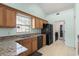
[53,20,65,42]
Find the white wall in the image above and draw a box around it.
[75,4,79,42]
[75,3,79,55]
[45,8,75,48]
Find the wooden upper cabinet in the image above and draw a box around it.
[39,20,43,28]
[32,17,43,29]
[0,5,5,27]
[43,20,48,24]
[32,17,39,29]
[5,7,16,27]
[35,18,40,29]
[0,5,16,28]
[31,17,34,28]
[0,4,47,28]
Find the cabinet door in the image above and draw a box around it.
[32,37,37,53]
[32,17,44,29]
[35,18,40,29]
[35,18,44,29]
[0,5,5,27]
[39,20,43,28]
[43,20,48,24]
[22,39,32,55]
[5,8,16,27]
[43,34,46,46]
[32,17,35,28]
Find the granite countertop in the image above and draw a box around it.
[0,39,28,56]
[11,33,43,41]
[0,34,43,56]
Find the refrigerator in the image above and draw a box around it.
[41,24,53,45]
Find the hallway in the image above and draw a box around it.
[38,40,76,56]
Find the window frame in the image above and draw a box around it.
[16,13,32,33]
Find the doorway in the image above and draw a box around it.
[53,20,65,42]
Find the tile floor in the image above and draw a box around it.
[38,40,76,56]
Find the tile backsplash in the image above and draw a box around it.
[0,28,41,37]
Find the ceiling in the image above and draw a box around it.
[25,3,74,14]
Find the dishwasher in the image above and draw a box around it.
[37,35,43,50]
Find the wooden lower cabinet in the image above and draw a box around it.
[16,40,23,45]
[22,39,32,55]
[17,35,46,56]
[42,34,46,46]
[32,37,37,53]
[17,39,32,56]
[18,51,28,56]
[17,37,37,56]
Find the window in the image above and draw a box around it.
[16,13,31,33]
